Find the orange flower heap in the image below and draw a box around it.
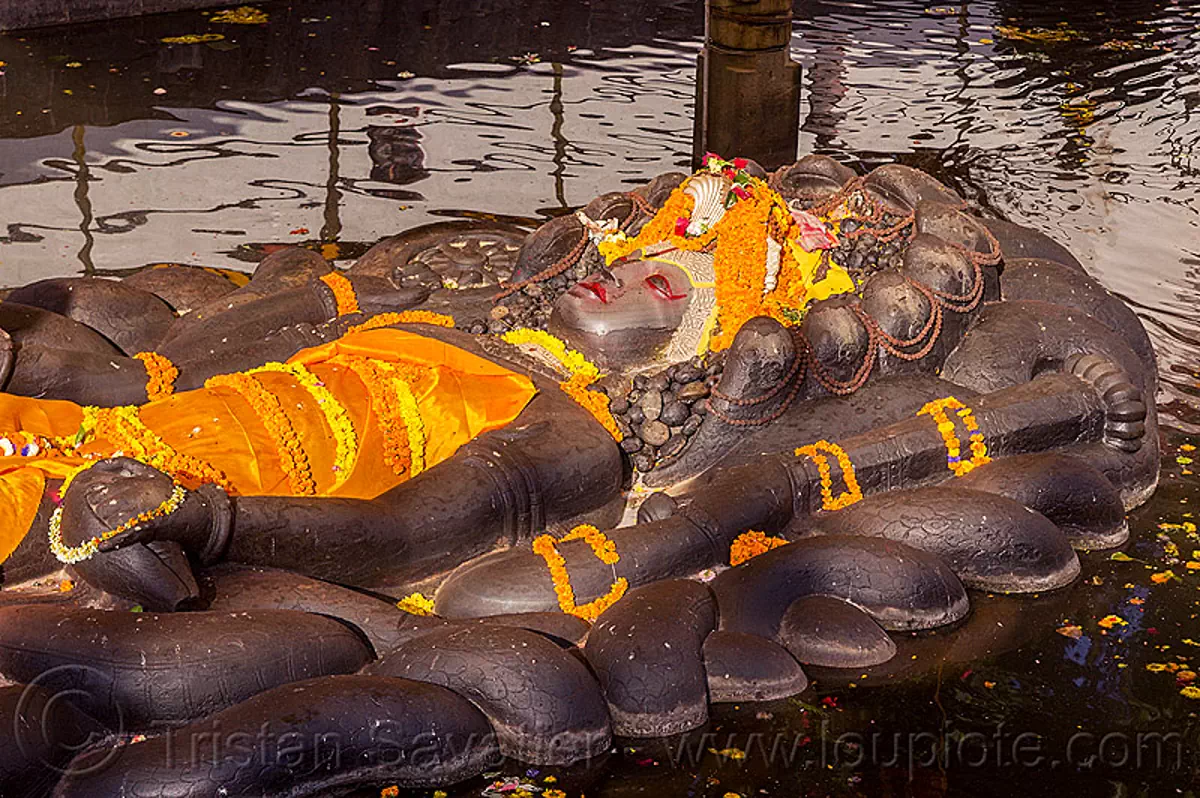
[729,530,790,566]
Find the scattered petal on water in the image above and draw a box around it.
[1056,624,1083,639]
[161,33,226,44]
[1109,551,1137,562]
[153,87,167,95]
[1180,686,1200,699]
[210,6,269,24]
[1151,571,1178,584]
[1098,614,1128,628]
[995,23,1083,44]
[707,747,746,760]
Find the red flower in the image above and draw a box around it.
[790,208,837,251]
[731,185,750,200]
[722,168,737,180]
[674,216,690,236]
[732,157,749,169]
[702,151,720,166]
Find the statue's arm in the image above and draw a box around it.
[196,392,621,589]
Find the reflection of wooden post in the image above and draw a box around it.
[693,0,801,170]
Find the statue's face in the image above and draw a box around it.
[550,259,694,369]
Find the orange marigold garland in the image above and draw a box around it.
[134,351,179,401]
[560,523,620,563]
[795,439,863,511]
[533,524,628,622]
[917,396,991,476]
[319,272,361,316]
[729,530,790,566]
[340,355,414,478]
[348,311,456,334]
[204,372,316,495]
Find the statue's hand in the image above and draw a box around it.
[56,458,215,557]
[347,274,431,316]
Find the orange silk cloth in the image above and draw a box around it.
[0,328,537,563]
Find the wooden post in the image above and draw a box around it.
[692,0,802,171]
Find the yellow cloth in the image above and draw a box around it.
[0,328,537,563]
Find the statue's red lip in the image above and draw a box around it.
[575,281,609,303]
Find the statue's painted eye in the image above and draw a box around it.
[645,274,685,300]
[579,281,608,303]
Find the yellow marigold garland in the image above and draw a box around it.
[83,405,233,491]
[795,439,863,511]
[558,372,623,442]
[249,363,358,487]
[319,272,361,316]
[533,524,628,622]
[348,311,456,334]
[133,352,179,401]
[340,356,413,477]
[729,530,791,566]
[918,396,991,476]
[204,371,316,495]
[390,371,427,476]
[500,328,622,441]
[501,328,599,380]
[49,480,187,565]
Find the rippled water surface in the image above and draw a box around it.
[2,1,1199,795]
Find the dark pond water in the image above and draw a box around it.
[1,0,1199,795]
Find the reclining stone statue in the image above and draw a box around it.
[0,155,1157,795]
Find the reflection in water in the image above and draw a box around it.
[320,94,341,242]
[0,1,1198,794]
[70,124,95,274]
